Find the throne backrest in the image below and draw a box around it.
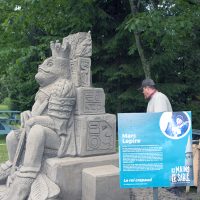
[62,31,92,87]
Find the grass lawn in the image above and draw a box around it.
[0,104,9,163]
[0,135,8,163]
[0,104,19,163]
[0,105,9,110]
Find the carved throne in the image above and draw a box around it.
[41,32,117,200]
[0,32,117,200]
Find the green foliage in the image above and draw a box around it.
[123,0,200,127]
[1,98,13,109]
[0,0,97,110]
[0,0,200,128]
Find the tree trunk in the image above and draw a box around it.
[129,0,151,79]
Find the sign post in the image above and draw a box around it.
[153,187,158,200]
[118,111,193,198]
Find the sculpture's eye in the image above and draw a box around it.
[47,61,53,67]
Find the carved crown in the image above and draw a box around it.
[50,40,70,59]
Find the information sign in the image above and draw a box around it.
[118,111,193,188]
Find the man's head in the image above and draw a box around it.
[139,78,156,99]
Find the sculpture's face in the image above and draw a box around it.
[35,57,57,87]
[35,57,68,87]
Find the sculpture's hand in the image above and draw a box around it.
[20,110,32,128]
[24,117,35,133]
[25,116,55,131]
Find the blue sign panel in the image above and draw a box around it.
[118,111,193,188]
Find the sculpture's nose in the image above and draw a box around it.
[39,64,44,69]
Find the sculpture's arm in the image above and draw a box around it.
[31,97,49,117]
[47,95,75,157]
[26,80,76,157]
[20,110,32,128]
[47,80,76,135]
[25,115,55,131]
[49,80,76,157]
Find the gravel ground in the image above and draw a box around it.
[129,187,200,200]
[168,187,200,200]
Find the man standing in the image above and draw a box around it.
[139,78,172,199]
[139,78,172,112]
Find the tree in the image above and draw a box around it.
[128,0,151,78]
[0,0,96,110]
[123,0,200,126]
[0,0,200,128]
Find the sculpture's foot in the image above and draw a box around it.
[28,173,60,200]
[0,185,8,200]
[0,161,12,184]
[5,176,34,200]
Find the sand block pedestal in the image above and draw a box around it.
[75,114,116,156]
[44,154,119,200]
[82,165,129,200]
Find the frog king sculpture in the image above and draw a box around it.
[0,39,76,200]
[0,31,116,200]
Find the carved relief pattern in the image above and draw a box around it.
[87,120,114,151]
[79,57,91,86]
[63,32,92,59]
[63,32,92,87]
[70,57,91,87]
[70,59,79,86]
[83,90,104,114]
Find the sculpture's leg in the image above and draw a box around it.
[6,130,20,162]
[23,124,60,172]
[0,130,19,184]
[4,125,60,200]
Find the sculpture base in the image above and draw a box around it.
[44,153,119,200]
[82,165,129,200]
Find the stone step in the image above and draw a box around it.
[82,165,129,200]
